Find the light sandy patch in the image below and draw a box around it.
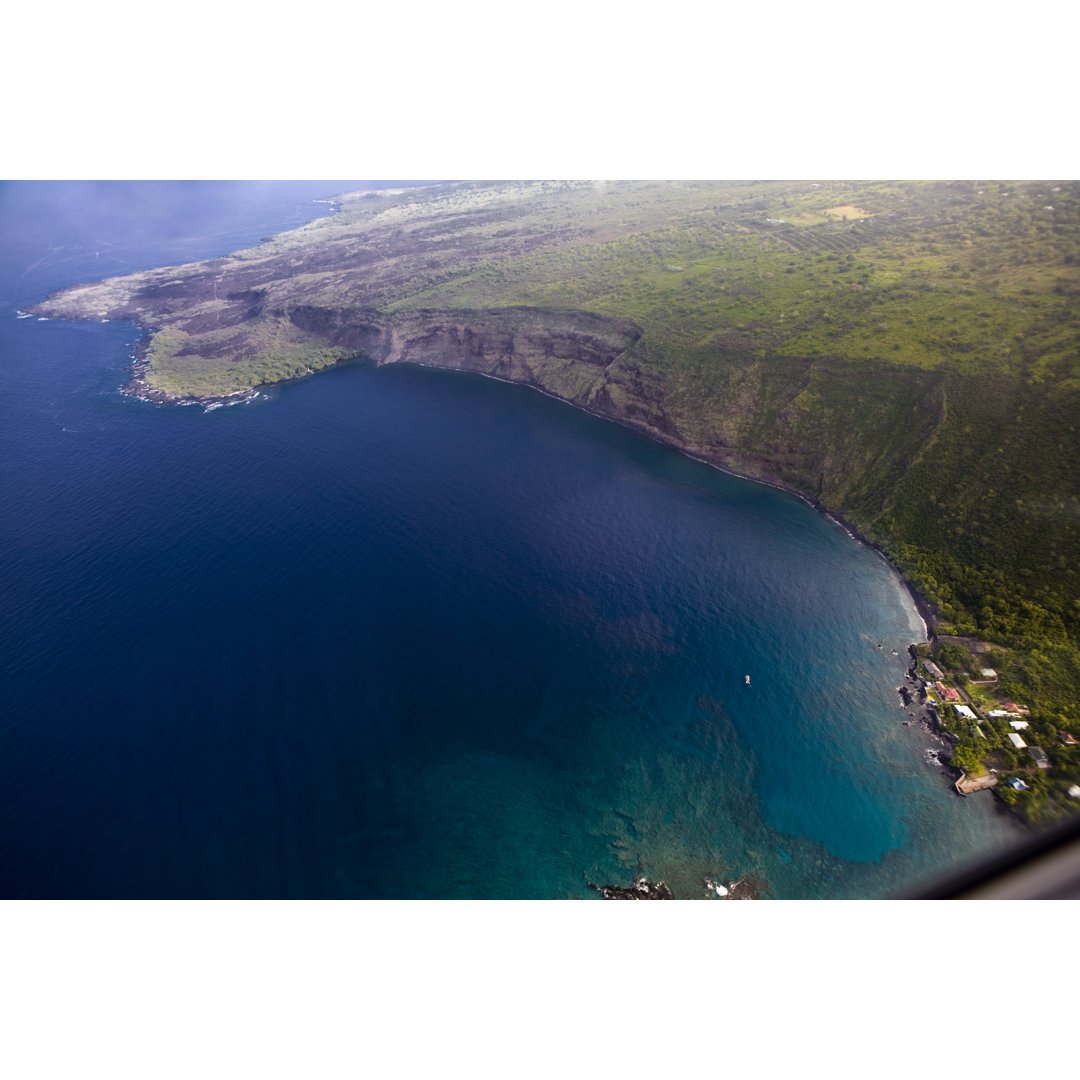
[824,205,872,219]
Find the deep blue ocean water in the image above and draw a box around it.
[0,182,1023,899]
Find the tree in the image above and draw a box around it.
[936,642,971,670]
[951,744,985,775]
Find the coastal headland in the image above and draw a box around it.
[31,180,1080,824]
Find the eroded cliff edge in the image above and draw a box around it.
[28,178,951,527]
[281,301,945,522]
[34,275,947,535]
[285,303,675,430]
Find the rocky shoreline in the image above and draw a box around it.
[894,642,1030,822]
[122,341,261,410]
[897,642,959,768]
[894,643,1044,834]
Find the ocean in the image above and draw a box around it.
[0,181,1023,898]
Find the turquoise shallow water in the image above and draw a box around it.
[0,183,1023,898]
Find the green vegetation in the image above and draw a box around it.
[34,179,1080,823]
[143,323,355,396]
[927,635,1080,824]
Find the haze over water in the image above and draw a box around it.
[0,182,1022,898]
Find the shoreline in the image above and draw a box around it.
[433,360,938,643]
[100,316,1026,826]
[46,176,943,646]
[362,361,1018,824]
[122,336,262,410]
[28,179,948,649]
[23,181,1072,843]
[116,339,942,643]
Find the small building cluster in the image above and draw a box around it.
[915,647,1079,802]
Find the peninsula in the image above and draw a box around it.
[32,180,1080,822]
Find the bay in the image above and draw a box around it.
[0,183,1022,898]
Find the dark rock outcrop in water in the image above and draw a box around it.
[587,874,764,899]
[588,877,674,899]
[703,876,763,900]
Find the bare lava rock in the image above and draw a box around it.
[588,877,674,899]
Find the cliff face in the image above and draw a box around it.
[286,301,945,522]
[286,301,675,427]
[287,304,641,381]
[22,179,953,519]
[36,272,946,529]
